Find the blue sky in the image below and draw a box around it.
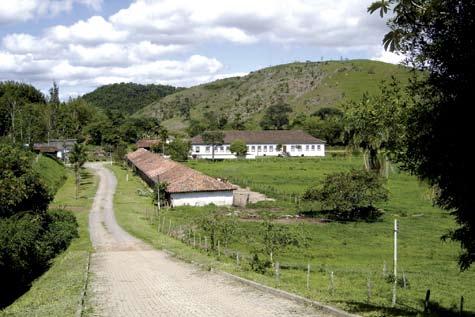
[0,0,402,99]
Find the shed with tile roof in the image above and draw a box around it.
[126,148,236,206]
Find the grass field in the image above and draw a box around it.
[33,154,68,195]
[1,169,97,317]
[111,157,474,317]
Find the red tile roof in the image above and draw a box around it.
[191,130,325,145]
[136,139,161,149]
[126,148,235,194]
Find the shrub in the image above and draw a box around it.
[230,139,247,158]
[302,169,388,220]
[0,209,78,307]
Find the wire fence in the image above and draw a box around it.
[139,209,468,316]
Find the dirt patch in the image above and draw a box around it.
[233,185,275,207]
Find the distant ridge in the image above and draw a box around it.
[82,82,181,115]
[136,59,411,133]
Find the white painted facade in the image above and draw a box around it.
[170,191,234,207]
[191,143,325,159]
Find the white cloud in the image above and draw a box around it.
[0,0,103,24]
[0,0,394,98]
[371,49,405,65]
[48,16,128,44]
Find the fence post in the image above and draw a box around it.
[306,263,310,290]
[193,232,196,248]
[168,219,172,236]
[383,261,387,277]
[424,289,431,313]
[204,237,208,251]
[236,252,240,266]
[329,271,334,295]
[367,276,372,303]
[218,240,221,257]
[275,262,280,284]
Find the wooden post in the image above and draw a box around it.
[168,219,171,236]
[275,262,280,283]
[204,237,208,250]
[306,263,310,290]
[424,289,431,313]
[367,276,372,303]
[383,261,387,277]
[193,232,196,247]
[218,240,221,257]
[236,252,240,266]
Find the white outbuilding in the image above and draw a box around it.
[191,130,325,159]
[126,148,236,207]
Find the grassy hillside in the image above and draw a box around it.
[137,60,412,133]
[82,82,181,115]
[33,154,67,195]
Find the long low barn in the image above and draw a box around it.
[126,148,236,207]
[191,130,325,159]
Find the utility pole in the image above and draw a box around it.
[392,219,398,307]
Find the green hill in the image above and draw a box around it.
[82,82,181,115]
[137,60,412,133]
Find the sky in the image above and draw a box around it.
[0,0,403,99]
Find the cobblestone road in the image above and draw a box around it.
[86,163,326,317]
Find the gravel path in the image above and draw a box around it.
[85,162,326,317]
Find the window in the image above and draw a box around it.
[297,145,302,151]
[205,146,210,152]
[251,146,255,152]
[220,146,224,152]
[317,145,321,151]
[306,145,309,151]
[269,145,273,152]
[195,146,200,153]
[257,146,262,152]
[291,145,295,151]
[225,146,229,152]
[263,145,267,152]
[311,145,315,150]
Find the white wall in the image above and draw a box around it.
[191,143,325,159]
[170,191,234,206]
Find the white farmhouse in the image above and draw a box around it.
[191,130,325,159]
[126,148,236,207]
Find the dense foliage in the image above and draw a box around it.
[259,101,292,130]
[166,138,191,162]
[303,169,388,220]
[82,82,179,115]
[229,139,247,157]
[0,144,51,218]
[0,143,78,307]
[370,0,475,269]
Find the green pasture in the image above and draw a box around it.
[111,157,474,316]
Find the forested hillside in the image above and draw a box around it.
[82,82,181,114]
[137,60,412,132]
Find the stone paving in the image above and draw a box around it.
[85,162,326,317]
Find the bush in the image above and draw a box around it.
[0,209,78,307]
[302,169,388,220]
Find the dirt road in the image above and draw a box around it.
[85,163,326,317]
